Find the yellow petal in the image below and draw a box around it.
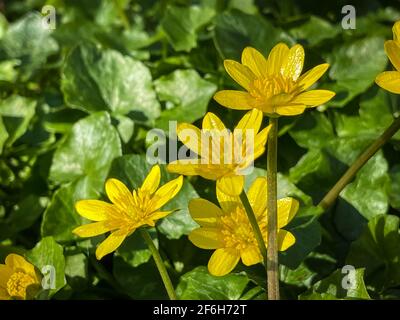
[281,44,305,81]
[241,47,268,77]
[0,287,9,300]
[177,123,202,154]
[235,109,263,133]
[291,90,335,107]
[5,254,35,276]
[188,198,223,227]
[149,210,174,222]
[152,176,183,210]
[297,63,330,90]
[214,90,256,110]
[75,200,114,221]
[240,246,263,266]
[267,43,290,76]
[277,197,299,228]
[375,71,400,94]
[385,40,400,72]
[189,228,224,249]
[223,59,256,91]
[216,187,241,213]
[243,124,270,165]
[73,221,111,237]
[216,175,244,196]
[278,230,296,251]
[247,177,267,217]
[141,165,161,194]
[275,104,306,116]
[95,230,128,260]
[208,248,240,276]
[394,21,400,41]
[0,265,13,287]
[202,112,226,131]
[167,159,201,176]
[105,178,134,211]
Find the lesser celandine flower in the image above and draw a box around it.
[375,21,400,93]
[0,254,41,300]
[188,177,299,276]
[214,44,335,116]
[167,109,270,195]
[73,165,183,259]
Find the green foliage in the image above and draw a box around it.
[1,0,400,301]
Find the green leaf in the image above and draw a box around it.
[27,237,66,296]
[49,111,121,186]
[61,43,160,122]
[154,69,217,130]
[346,214,400,291]
[176,266,249,300]
[0,95,36,148]
[326,37,387,107]
[161,5,215,52]
[0,12,58,79]
[389,165,400,210]
[213,10,293,60]
[64,251,88,290]
[108,154,198,239]
[299,268,370,300]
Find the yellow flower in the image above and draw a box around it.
[188,177,299,276]
[214,44,335,116]
[0,254,41,300]
[375,21,400,94]
[167,109,270,195]
[73,165,183,260]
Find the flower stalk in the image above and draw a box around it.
[239,191,269,290]
[267,117,279,300]
[319,116,400,211]
[140,228,177,300]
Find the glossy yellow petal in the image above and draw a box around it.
[216,175,244,196]
[250,125,270,162]
[177,123,202,154]
[151,176,183,210]
[235,109,263,133]
[282,44,304,81]
[291,90,335,107]
[208,248,240,276]
[223,59,256,91]
[202,112,226,131]
[5,254,35,276]
[277,197,299,228]
[297,63,330,90]
[394,21,400,41]
[216,187,241,213]
[75,200,114,221]
[247,177,267,217]
[73,221,111,237]
[95,230,128,260]
[189,198,223,226]
[0,265,13,287]
[0,287,9,300]
[105,178,134,211]
[385,40,400,72]
[277,230,296,251]
[189,227,224,249]
[141,165,161,194]
[267,43,290,76]
[375,71,400,94]
[149,210,174,222]
[240,246,263,266]
[167,159,201,176]
[241,47,268,77]
[214,90,256,110]
[275,104,306,116]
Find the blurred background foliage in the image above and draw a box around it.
[0,0,400,300]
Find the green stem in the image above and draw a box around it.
[319,116,400,210]
[239,191,268,291]
[267,117,279,300]
[140,228,177,300]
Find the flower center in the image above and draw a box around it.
[220,207,266,251]
[249,75,296,99]
[6,272,36,299]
